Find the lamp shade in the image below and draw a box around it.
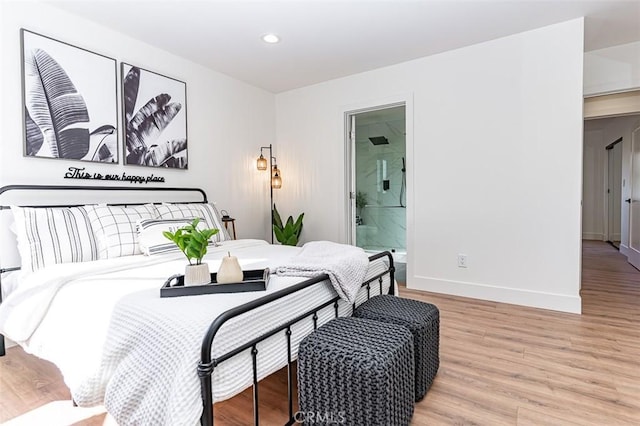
[271,170,282,189]
[257,154,268,170]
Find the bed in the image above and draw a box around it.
[0,185,395,426]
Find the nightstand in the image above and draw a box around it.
[221,216,237,240]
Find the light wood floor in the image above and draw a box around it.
[1,240,639,425]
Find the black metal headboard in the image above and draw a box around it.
[0,184,208,274]
[0,184,208,355]
[0,184,207,209]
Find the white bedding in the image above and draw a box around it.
[0,239,391,425]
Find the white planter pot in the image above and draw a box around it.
[184,263,210,286]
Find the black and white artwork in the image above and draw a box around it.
[21,29,118,163]
[122,63,188,169]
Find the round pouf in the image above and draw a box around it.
[354,295,439,401]
[297,317,415,426]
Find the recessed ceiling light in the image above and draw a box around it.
[262,33,280,44]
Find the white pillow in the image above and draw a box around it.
[0,209,21,272]
[11,205,98,272]
[137,218,216,256]
[84,204,158,259]
[154,203,230,242]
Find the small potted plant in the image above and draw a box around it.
[356,191,368,221]
[163,218,219,285]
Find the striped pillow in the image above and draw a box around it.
[155,203,230,242]
[137,218,216,256]
[85,204,158,259]
[11,206,98,272]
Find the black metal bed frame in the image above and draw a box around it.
[198,251,394,426]
[0,184,396,425]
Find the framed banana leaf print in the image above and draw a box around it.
[21,29,118,163]
[122,63,188,169]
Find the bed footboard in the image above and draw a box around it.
[198,251,395,426]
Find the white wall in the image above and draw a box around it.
[584,41,640,96]
[276,19,585,313]
[583,115,640,252]
[0,1,276,240]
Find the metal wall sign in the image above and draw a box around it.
[64,166,165,184]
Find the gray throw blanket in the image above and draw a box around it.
[275,241,369,303]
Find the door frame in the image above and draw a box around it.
[342,94,413,243]
[583,90,640,281]
[342,93,414,279]
[344,102,406,245]
[627,125,640,270]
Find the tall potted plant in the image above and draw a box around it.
[163,218,219,285]
[273,204,304,246]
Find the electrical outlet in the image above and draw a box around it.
[457,254,467,268]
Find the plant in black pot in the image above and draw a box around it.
[272,204,304,246]
[163,218,219,285]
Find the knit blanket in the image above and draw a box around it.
[275,241,369,303]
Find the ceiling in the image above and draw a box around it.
[48,0,640,93]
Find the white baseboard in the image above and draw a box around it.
[610,233,621,241]
[582,232,604,240]
[408,276,581,314]
[620,243,630,256]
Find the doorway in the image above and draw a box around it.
[345,104,407,281]
[582,111,640,273]
[583,88,640,272]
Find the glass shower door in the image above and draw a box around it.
[348,105,406,253]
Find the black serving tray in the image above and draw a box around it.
[160,268,270,298]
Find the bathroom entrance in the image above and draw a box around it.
[346,104,407,280]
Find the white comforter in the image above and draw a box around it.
[0,239,390,425]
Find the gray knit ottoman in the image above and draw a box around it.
[297,317,415,426]
[354,295,439,401]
